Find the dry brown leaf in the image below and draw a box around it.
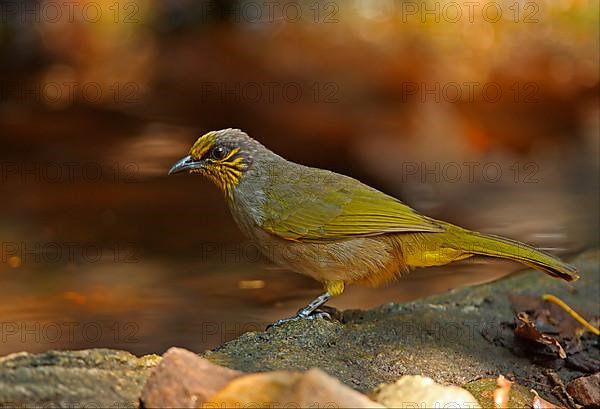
[515,312,567,359]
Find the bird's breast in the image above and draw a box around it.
[229,207,407,286]
[227,177,408,287]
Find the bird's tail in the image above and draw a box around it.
[458,229,579,282]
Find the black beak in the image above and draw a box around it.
[168,155,202,175]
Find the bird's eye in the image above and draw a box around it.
[211,146,228,160]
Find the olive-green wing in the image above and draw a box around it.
[261,169,445,242]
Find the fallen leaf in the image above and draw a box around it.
[515,312,567,359]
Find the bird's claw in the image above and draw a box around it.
[267,310,331,330]
[306,311,331,320]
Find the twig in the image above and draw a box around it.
[544,370,578,408]
[542,294,599,336]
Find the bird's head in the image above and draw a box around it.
[168,129,260,196]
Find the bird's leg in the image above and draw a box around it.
[267,281,345,329]
[267,292,331,329]
[296,292,332,318]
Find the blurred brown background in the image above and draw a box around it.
[0,0,598,355]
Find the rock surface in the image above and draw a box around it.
[0,349,159,408]
[0,250,597,408]
[566,373,600,407]
[206,250,599,396]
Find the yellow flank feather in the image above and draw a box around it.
[325,280,345,296]
[395,223,578,281]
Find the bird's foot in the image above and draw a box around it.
[267,292,334,330]
[267,309,331,330]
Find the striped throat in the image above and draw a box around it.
[189,131,250,198]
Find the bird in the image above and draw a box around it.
[169,128,579,325]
